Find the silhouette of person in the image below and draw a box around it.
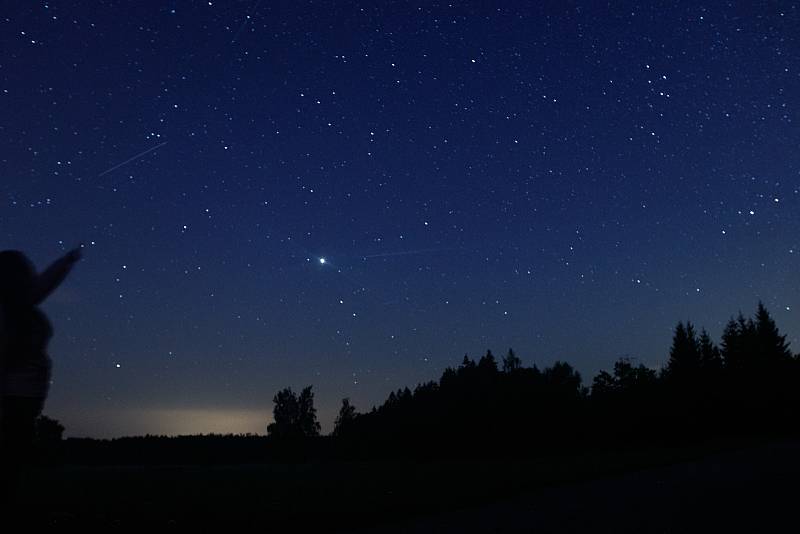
[0,247,81,497]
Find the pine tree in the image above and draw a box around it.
[664,321,701,381]
[440,367,457,387]
[755,302,792,365]
[737,312,758,367]
[478,350,498,373]
[720,317,741,369]
[399,387,413,402]
[502,348,522,372]
[458,354,476,379]
[698,328,723,372]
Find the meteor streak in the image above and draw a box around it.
[98,141,168,177]
[362,247,457,259]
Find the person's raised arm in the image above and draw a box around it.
[32,246,82,305]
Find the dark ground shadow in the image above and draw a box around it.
[357,439,800,533]
[11,438,799,530]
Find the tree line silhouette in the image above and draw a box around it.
[43,302,800,464]
[267,302,800,458]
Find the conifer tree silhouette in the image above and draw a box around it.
[502,348,522,372]
[721,317,743,369]
[754,301,792,365]
[664,321,701,381]
[478,350,498,373]
[698,328,723,372]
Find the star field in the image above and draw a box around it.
[2,2,799,437]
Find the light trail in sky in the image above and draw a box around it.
[361,247,458,259]
[98,141,168,177]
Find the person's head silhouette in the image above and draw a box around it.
[1,246,82,502]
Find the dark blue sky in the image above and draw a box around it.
[3,1,799,437]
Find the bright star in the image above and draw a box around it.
[319,257,326,265]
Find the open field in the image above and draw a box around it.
[13,438,796,530]
[364,439,800,533]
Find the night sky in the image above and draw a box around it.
[3,2,799,437]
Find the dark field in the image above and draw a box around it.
[365,439,800,533]
[15,438,798,531]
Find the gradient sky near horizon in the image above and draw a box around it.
[2,1,799,438]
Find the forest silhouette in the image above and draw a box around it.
[54,302,800,465]
[13,301,800,531]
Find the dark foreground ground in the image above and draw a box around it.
[363,439,800,533]
[14,438,799,531]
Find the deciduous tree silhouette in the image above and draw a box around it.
[297,386,322,437]
[33,414,65,463]
[267,385,321,438]
[35,414,65,444]
[543,361,582,393]
[592,358,657,397]
[333,398,358,436]
[591,357,660,440]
